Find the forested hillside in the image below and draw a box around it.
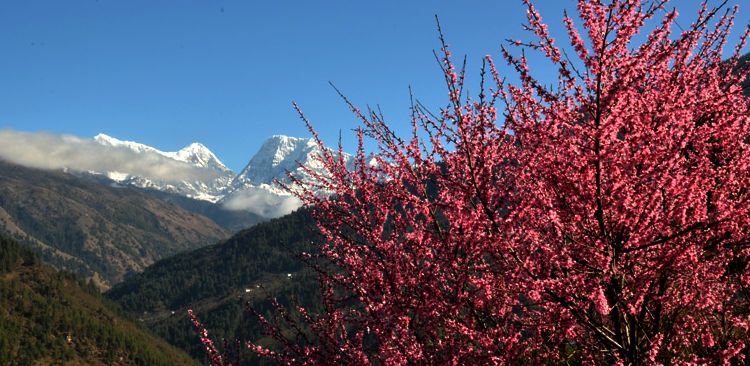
[0,234,199,365]
[107,209,322,364]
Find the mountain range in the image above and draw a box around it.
[0,129,356,218]
[90,133,352,218]
[0,133,338,363]
[0,132,352,289]
[93,133,235,203]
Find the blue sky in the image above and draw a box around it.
[0,1,748,171]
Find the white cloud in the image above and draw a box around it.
[221,186,302,218]
[0,129,219,183]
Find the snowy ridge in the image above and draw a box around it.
[231,135,352,190]
[220,135,353,217]
[94,133,162,155]
[93,134,234,202]
[166,143,227,171]
[88,133,353,218]
[94,134,232,173]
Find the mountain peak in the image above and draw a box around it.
[93,133,138,145]
[268,134,310,142]
[93,133,115,143]
[92,133,234,202]
[175,142,216,160]
[170,142,230,173]
[94,133,161,155]
[90,132,350,212]
[93,133,129,146]
[263,135,315,153]
[94,133,229,170]
[230,135,350,190]
[182,142,210,151]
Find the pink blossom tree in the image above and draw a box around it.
[194,0,750,364]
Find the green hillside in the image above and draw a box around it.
[107,209,323,364]
[0,234,199,365]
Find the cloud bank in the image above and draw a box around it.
[221,186,302,218]
[0,129,303,218]
[0,129,219,183]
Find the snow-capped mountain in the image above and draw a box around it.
[86,133,352,217]
[230,135,353,193]
[93,134,234,202]
[216,135,353,217]
[0,129,356,218]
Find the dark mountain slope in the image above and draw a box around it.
[0,234,199,365]
[107,208,322,363]
[0,160,229,288]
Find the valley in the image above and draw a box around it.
[0,133,339,364]
[105,209,321,364]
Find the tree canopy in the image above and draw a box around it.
[195,0,750,364]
